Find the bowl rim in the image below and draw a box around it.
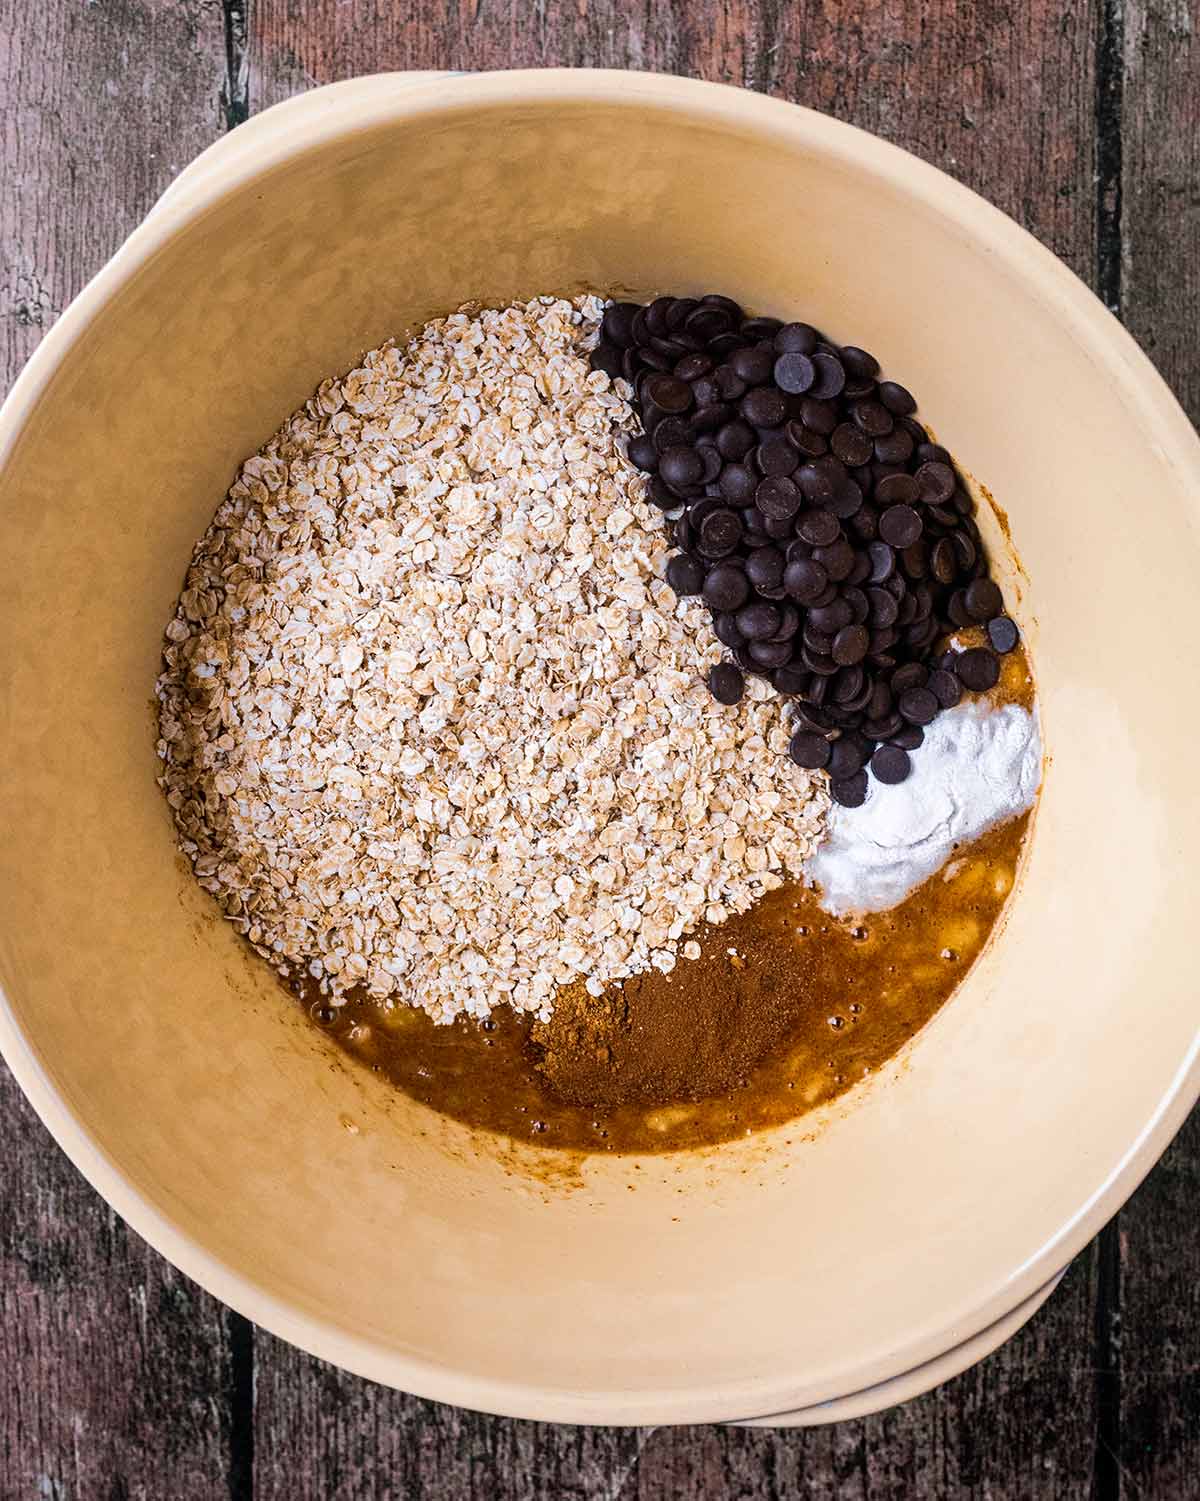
[1,66,1198,1426]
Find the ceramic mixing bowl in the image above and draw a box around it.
[1,70,1197,1426]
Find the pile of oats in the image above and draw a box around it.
[157,296,829,1023]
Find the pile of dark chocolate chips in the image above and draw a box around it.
[589,294,1020,807]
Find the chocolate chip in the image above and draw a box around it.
[591,342,623,378]
[953,531,978,572]
[875,472,920,506]
[711,365,745,401]
[915,461,956,505]
[864,710,903,741]
[775,322,818,354]
[808,352,846,400]
[698,508,744,557]
[608,293,1021,797]
[851,399,893,437]
[964,577,1004,621]
[741,316,782,339]
[774,665,810,695]
[748,638,794,668]
[890,662,926,693]
[898,687,938,724]
[716,420,756,460]
[879,504,923,548]
[719,463,757,502]
[753,474,801,521]
[674,352,713,381]
[644,374,693,414]
[874,427,915,464]
[832,664,865,703]
[915,441,951,466]
[831,423,873,466]
[628,433,658,472]
[832,623,870,666]
[736,601,782,641]
[659,445,703,490]
[947,588,973,628]
[702,561,750,612]
[774,352,817,394]
[708,662,745,705]
[889,723,925,751]
[729,344,774,385]
[863,540,895,583]
[927,668,963,709]
[988,615,1020,653]
[841,346,880,380]
[930,537,958,585]
[830,770,869,807]
[756,436,800,476]
[744,546,786,591]
[955,647,1000,691]
[684,306,732,341]
[787,422,829,459]
[870,744,911,783]
[666,553,705,596]
[740,387,788,427]
[784,558,829,603]
[713,610,746,648]
[797,509,840,548]
[691,404,731,436]
[877,380,916,415]
[789,730,831,769]
[697,445,724,483]
[601,302,639,347]
[867,587,899,627]
[813,537,856,582]
[829,737,867,779]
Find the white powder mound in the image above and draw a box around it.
[156,296,829,1023]
[806,700,1042,916]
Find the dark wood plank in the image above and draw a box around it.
[632,1254,1099,1500]
[1116,1117,1200,1496]
[248,0,1098,287]
[0,0,228,393]
[0,1068,237,1501]
[1122,0,1200,424]
[252,1330,647,1501]
[0,3,235,1497]
[1108,4,1200,1493]
[250,1253,1100,1501]
[245,2,1107,1490]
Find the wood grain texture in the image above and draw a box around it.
[1,4,233,1499]
[252,1330,646,1501]
[0,0,228,392]
[1,0,1197,1495]
[1110,3,1200,1492]
[0,1068,236,1501]
[1122,0,1200,422]
[243,2,1110,1493]
[248,0,1099,287]
[250,1254,1099,1501]
[1117,1122,1200,1495]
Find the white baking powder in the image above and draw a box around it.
[805,700,1042,915]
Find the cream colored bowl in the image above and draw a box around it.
[1,71,1198,1427]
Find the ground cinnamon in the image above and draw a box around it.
[526,899,820,1109]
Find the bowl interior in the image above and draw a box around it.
[1,74,1197,1424]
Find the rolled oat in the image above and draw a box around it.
[156,296,829,1022]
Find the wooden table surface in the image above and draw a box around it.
[2,2,1197,1496]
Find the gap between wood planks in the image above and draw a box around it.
[1094,1,1125,1495]
[218,22,253,1497]
[211,2,1131,1495]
